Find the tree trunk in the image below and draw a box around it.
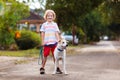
[72,25,76,45]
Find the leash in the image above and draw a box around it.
[38,46,43,65]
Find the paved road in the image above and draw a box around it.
[0,41,120,80]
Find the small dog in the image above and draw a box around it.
[53,38,68,74]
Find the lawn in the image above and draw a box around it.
[0,49,40,57]
[0,46,82,57]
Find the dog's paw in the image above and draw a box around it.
[52,72,56,75]
[64,72,68,75]
[64,73,68,75]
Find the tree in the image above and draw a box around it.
[99,1,120,40]
[45,0,120,43]
[0,0,29,49]
[46,0,104,44]
[98,1,120,25]
[110,1,120,24]
[46,0,104,30]
[79,9,106,43]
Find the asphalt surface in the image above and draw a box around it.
[0,41,120,80]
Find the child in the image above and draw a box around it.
[40,9,62,74]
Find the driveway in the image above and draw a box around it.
[0,41,120,80]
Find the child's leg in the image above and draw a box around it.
[51,45,56,63]
[40,57,47,74]
[41,57,47,68]
[40,46,50,74]
[41,46,51,68]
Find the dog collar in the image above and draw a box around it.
[57,48,64,52]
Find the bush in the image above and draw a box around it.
[15,30,41,50]
[0,30,15,50]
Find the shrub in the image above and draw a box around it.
[0,29,15,50]
[15,30,41,50]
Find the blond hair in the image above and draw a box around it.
[44,9,56,20]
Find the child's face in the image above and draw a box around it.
[46,12,54,22]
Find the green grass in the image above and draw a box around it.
[0,45,84,57]
[0,49,40,57]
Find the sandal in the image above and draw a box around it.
[56,67,62,74]
[40,67,45,74]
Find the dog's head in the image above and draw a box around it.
[58,38,68,49]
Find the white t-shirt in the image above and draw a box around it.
[40,21,60,45]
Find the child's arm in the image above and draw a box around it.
[41,32,45,46]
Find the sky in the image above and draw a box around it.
[16,0,46,9]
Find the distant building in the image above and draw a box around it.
[17,11,45,33]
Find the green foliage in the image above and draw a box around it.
[46,0,104,30]
[98,1,120,24]
[0,0,29,30]
[0,29,15,49]
[46,0,105,44]
[79,10,103,42]
[0,0,29,49]
[15,30,41,50]
[46,0,119,42]
[75,28,85,43]
[98,1,120,39]
[110,2,120,24]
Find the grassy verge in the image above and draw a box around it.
[0,49,39,57]
[0,45,84,57]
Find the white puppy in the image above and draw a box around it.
[53,38,68,74]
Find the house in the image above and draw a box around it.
[17,11,45,33]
